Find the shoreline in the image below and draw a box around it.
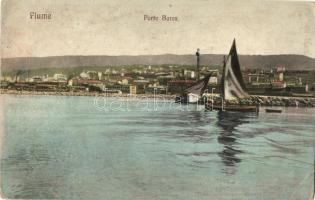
[0,89,176,100]
[1,89,315,107]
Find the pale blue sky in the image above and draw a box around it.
[1,0,314,58]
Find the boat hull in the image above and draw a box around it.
[187,93,200,103]
[265,108,282,113]
[175,94,205,104]
[205,103,259,112]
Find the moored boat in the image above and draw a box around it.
[265,108,282,113]
[205,39,258,113]
[175,74,211,104]
[206,103,259,112]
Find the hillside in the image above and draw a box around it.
[1,54,315,71]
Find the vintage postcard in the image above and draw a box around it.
[0,0,314,199]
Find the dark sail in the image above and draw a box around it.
[221,39,249,100]
[185,74,211,96]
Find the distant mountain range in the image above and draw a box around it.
[1,54,315,70]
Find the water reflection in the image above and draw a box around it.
[177,111,211,141]
[2,96,314,199]
[216,111,255,173]
[157,109,213,143]
[1,145,62,199]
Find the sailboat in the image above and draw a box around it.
[205,39,259,112]
[175,74,211,104]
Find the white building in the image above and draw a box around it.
[80,72,90,79]
[98,72,103,80]
[121,79,129,85]
[184,70,195,78]
[53,74,67,81]
[209,76,218,84]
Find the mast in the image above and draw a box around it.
[196,48,200,81]
[221,55,226,100]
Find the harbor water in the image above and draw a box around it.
[0,95,314,199]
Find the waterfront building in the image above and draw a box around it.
[276,66,286,73]
[105,74,122,83]
[68,79,73,86]
[201,70,219,85]
[105,84,130,93]
[43,76,55,82]
[120,79,129,85]
[286,85,309,93]
[36,82,68,92]
[98,72,103,80]
[133,79,150,84]
[271,81,287,89]
[274,66,286,82]
[133,79,150,94]
[155,72,170,76]
[53,74,67,82]
[209,76,218,84]
[72,86,87,92]
[87,71,99,80]
[1,76,13,82]
[246,73,269,84]
[184,70,195,79]
[71,78,103,88]
[279,72,284,82]
[80,72,90,79]
[145,86,167,94]
[0,81,9,88]
[31,76,44,83]
[246,83,271,95]
[157,74,175,86]
[129,85,137,95]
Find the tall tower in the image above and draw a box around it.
[196,48,200,81]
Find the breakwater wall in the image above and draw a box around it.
[206,95,315,107]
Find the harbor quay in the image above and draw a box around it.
[2,89,315,108]
[204,94,315,107]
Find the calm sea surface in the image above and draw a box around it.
[1,95,314,200]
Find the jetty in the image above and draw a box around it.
[204,40,315,111]
[205,94,315,110]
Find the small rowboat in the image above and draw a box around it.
[265,108,282,113]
